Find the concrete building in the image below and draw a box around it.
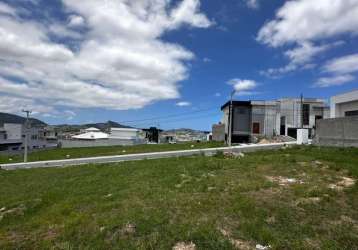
[0,123,58,153]
[219,98,329,143]
[330,90,358,118]
[110,128,141,140]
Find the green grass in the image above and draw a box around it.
[0,141,224,164]
[0,146,357,249]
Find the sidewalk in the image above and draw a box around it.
[0,142,297,170]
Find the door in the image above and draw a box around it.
[280,116,286,135]
[252,122,260,134]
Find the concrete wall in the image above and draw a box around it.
[331,90,358,118]
[212,124,225,142]
[314,116,358,147]
[59,138,145,148]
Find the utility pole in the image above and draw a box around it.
[22,110,32,163]
[228,90,236,147]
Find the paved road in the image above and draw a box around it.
[0,142,297,170]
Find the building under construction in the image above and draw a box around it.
[214,98,330,143]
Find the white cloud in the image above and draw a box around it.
[323,53,358,74]
[314,75,355,88]
[261,41,344,78]
[312,53,358,88]
[176,101,191,107]
[0,95,55,115]
[214,92,221,97]
[68,15,85,27]
[0,0,212,116]
[0,2,16,16]
[203,57,212,63]
[244,0,260,9]
[228,79,257,92]
[257,0,358,47]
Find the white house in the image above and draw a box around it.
[330,90,358,118]
[72,127,109,140]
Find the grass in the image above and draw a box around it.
[0,146,357,249]
[0,141,224,164]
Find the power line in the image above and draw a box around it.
[119,106,218,124]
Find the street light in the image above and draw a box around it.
[22,109,32,163]
[228,90,236,148]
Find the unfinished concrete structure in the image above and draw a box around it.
[219,98,329,143]
[314,116,358,147]
[330,90,358,118]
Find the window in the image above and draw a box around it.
[252,122,260,134]
[345,110,358,116]
[302,104,310,126]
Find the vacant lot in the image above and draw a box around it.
[0,141,224,164]
[0,146,357,249]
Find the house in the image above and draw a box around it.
[71,127,109,140]
[0,123,58,153]
[330,90,358,118]
[219,98,329,143]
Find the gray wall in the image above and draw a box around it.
[60,138,145,148]
[314,116,358,147]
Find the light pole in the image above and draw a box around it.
[228,90,236,147]
[22,110,32,163]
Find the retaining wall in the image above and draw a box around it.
[314,116,358,147]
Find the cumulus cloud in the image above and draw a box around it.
[257,0,358,80]
[322,53,358,74]
[0,0,212,116]
[314,75,355,88]
[313,53,358,88]
[176,101,191,107]
[257,0,358,47]
[261,41,344,78]
[228,79,258,93]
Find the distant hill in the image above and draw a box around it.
[52,120,133,132]
[0,112,47,127]
[165,128,209,134]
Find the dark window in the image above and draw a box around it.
[4,134,7,140]
[345,110,358,116]
[252,122,260,134]
[302,104,310,125]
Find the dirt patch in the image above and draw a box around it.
[329,177,356,191]
[218,228,253,249]
[295,197,321,206]
[172,242,196,250]
[0,204,26,221]
[266,176,304,186]
[106,223,136,242]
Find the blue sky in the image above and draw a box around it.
[0,0,357,130]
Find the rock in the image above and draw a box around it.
[256,244,271,250]
[100,226,106,232]
[0,207,6,212]
[104,194,113,198]
[66,155,70,159]
[173,242,196,250]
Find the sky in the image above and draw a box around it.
[0,0,357,130]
